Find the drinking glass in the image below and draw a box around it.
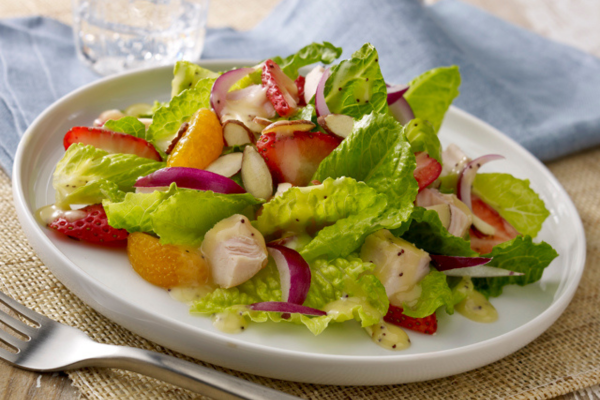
[72,0,209,76]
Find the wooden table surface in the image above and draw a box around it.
[0,0,599,398]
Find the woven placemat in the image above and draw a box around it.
[0,145,599,399]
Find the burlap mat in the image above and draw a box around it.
[0,142,598,399]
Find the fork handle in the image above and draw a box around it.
[87,344,300,400]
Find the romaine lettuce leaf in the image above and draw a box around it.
[103,116,146,139]
[254,177,388,261]
[191,255,389,335]
[147,77,216,152]
[323,43,388,119]
[313,112,417,230]
[53,144,165,207]
[473,236,558,297]
[392,207,477,256]
[401,269,457,318]
[403,118,442,163]
[278,42,343,79]
[171,61,220,97]
[404,66,461,132]
[473,173,550,237]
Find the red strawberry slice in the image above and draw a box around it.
[64,127,162,161]
[384,304,437,335]
[48,204,129,245]
[256,131,341,186]
[469,195,520,254]
[262,59,299,118]
[414,152,442,192]
[295,75,306,107]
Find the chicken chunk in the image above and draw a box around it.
[416,188,473,237]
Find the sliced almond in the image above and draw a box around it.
[252,116,273,127]
[223,120,255,146]
[242,146,273,199]
[206,153,244,177]
[166,122,189,155]
[274,182,293,197]
[318,114,354,139]
[304,66,325,104]
[261,120,316,136]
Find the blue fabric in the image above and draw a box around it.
[2,0,600,175]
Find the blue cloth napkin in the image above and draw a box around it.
[2,0,600,175]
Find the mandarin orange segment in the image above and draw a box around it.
[167,108,224,169]
[127,232,209,288]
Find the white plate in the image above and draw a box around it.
[12,61,586,385]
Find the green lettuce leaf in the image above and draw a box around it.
[313,112,417,229]
[392,207,477,256]
[278,42,343,79]
[103,116,146,139]
[403,118,442,163]
[191,255,388,335]
[171,61,220,97]
[404,66,461,132]
[473,236,558,297]
[254,177,388,261]
[402,269,457,318]
[147,77,216,152]
[473,173,550,237]
[53,144,165,207]
[323,43,388,119]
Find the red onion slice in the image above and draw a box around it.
[315,68,332,117]
[267,244,311,305]
[388,96,415,125]
[457,154,505,210]
[210,67,255,118]
[387,84,409,104]
[249,302,326,316]
[430,254,492,271]
[443,265,524,277]
[135,167,245,194]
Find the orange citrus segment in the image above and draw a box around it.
[127,232,209,288]
[167,108,224,169]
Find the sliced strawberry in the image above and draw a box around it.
[64,127,162,161]
[469,195,520,254]
[48,204,128,245]
[295,75,306,107]
[262,59,299,118]
[256,131,341,186]
[414,152,442,192]
[384,304,437,335]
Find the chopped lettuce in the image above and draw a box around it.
[191,255,388,335]
[473,173,550,237]
[53,144,165,207]
[403,118,442,163]
[402,269,458,318]
[254,177,388,261]
[323,43,388,119]
[171,61,220,97]
[473,236,558,297]
[392,207,477,256]
[404,66,461,132]
[313,112,417,229]
[103,116,147,139]
[277,42,343,79]
[147,77,216,153]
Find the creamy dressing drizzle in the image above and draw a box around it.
[211,311,248,334]
[455,277,498,323]
[365,321,410,351]
[36,204,87,225]
[168,284,217,305]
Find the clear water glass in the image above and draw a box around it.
[72,0,209,76]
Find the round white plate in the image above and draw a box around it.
[13,61,586,385]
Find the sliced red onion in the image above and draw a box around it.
[457,154,505,210]
[210,67,255,118]
[267,244,311,305]
[249,302,326,316]
[430,254,492,271]
[315,68,331,117]
[388,97,415,125]
[135,167,245,194]
[443,265,524,277]
[387,84,409,104]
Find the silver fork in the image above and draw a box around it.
[0,290,300,400]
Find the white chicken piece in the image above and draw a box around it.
[416,188,473,238]
[221,85,277,133]
[360,230,431,298]
[440,143,470,177]
[201,214,268,288]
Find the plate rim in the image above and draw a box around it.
[11,61,587,376]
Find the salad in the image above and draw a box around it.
[39,42,558,351]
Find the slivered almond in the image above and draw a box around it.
[241,146,273,199]
[223,120,255,146]
[206,153,244,177]
[261,120,315,136]
[318,114,354,139]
